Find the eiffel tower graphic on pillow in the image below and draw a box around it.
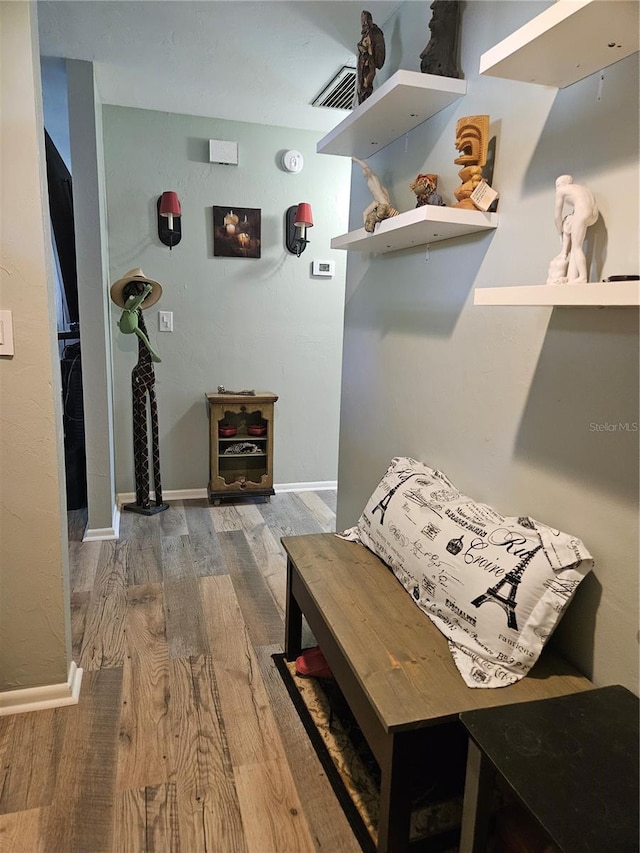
[371,471,424,524]
[471,545,542,630]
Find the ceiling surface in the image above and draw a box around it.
[37,0,404,133]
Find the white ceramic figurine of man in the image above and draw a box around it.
[548,175,599,283]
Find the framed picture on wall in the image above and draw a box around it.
[213,206,261,258]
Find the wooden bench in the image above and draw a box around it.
[282,533,593,853]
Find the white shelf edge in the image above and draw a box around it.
[317,69,466,159]
[474,281,640,307]
[331,206,498,254]
[479,0,639,88]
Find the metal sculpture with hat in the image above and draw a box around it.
[110,268,168,515]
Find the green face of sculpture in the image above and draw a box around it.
[118,282,152,333]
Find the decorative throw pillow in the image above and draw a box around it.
[340,457,593,688]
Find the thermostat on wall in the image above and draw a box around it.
[312,260,335,277]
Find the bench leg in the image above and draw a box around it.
[284,556,302,661]
[377,733,413,853]
[459,739,496,853]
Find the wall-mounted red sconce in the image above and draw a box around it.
[286,202,314,256]
[157,191,182,249]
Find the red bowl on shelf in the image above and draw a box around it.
[218,425,237,437]
[247,424,267,436]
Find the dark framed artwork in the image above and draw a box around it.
[213,206,261,258]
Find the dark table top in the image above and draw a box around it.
[460,685,639,853]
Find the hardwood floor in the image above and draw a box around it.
[0,493,362,853]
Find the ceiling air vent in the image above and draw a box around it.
[312,66,356,111]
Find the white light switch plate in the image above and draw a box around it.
[0,310,14,356]
[158,310,173,332]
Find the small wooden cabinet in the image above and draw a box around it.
[206,391,278,503]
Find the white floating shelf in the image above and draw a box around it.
[474,281,640,307]
[331,206,498,254]
[480,0,639,88]
[317,70,466,159]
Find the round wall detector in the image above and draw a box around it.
[282,150,304,173]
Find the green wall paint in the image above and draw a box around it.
[102,106,351,493]
[337,1,639,692]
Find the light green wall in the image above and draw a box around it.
[337,1,639,692]
[0,0,71,691]
[68,60,118,533]
[102,107,351,494]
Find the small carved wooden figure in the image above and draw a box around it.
[357,10,386,104]
[452,115,489,209]
[420,0,462,78]
[410,173,446,207]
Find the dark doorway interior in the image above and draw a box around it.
[45,129,87,510]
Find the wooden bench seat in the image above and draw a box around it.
[282,532,593,853]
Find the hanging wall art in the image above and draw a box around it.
[213,205,261,258]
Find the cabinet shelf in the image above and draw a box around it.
[221,452,267,459]
[331,205,498,254]
[479,0,639,88]
[218,435,267,442]
[474,281,640,307]
[317,69,466,159]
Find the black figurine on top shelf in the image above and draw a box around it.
[420,0,462,79]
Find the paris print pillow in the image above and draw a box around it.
[339,457,593,688]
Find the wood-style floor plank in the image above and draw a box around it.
[158,501,188,538]
[209,502,244,532]
[118,511,163,586]
[199,575,283,767]
[117,583,170,791]
[254,644,363,853]
[199,575,316,851]
[318,488,337,513]
[184,498,227,577]
[234,758,316,853]
[235,502,288,617]
[42,668,122,852]
[0,707,62,813]
[143,783,180,853]
[217,530,284,647]
[0,808,41,853]
[258,491,326,539]
[112,787,146,853]
[68,537,101,593]
[169,656,247,852]
[0,716,15,810]
[161,536,209,658]
[78,540,127,671]
[296,488,338,532]
[70,589,90,662]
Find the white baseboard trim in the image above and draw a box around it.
[275,481,337,492]
[116,488,208,506]
[0,661,83,717]
[83,502,121,541]
[117,483,337,505]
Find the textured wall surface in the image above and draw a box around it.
[0,2,71,691]
[102,107,351,492]
[337,1,639,692]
